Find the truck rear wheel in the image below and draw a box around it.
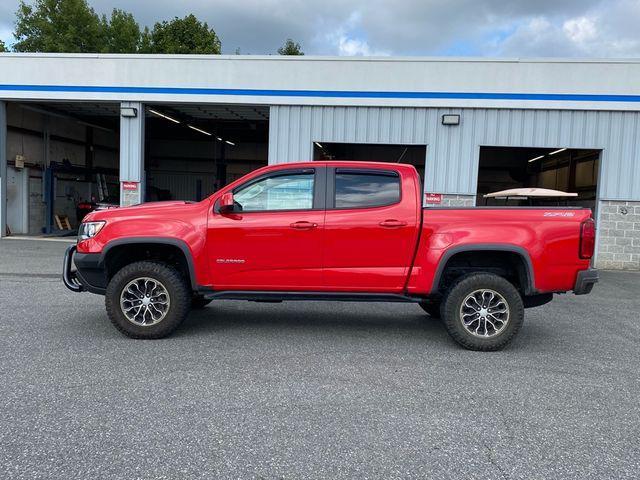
[105,261,190,339]
[441,273,524,351]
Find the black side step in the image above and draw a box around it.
[202,291,422,303]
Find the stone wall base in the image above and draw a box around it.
[596,200,640,270]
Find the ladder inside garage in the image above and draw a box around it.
[96,173,108,201]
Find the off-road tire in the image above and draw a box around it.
[191,296,213,309]
[441,273,524,351]
[419,301,441,319]
[105,261,190,339]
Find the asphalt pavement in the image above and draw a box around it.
[0,238,639,479]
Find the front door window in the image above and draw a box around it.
[234,173,315,211]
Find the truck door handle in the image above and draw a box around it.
[290,221,318,230]
[379,219,407,228]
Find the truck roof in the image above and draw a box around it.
[267,160,417,170]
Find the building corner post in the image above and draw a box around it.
[0,101,7,237]
[119,102,145,206]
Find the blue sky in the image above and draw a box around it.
[2,0,640,57]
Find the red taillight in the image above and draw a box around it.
[580,219,595,259]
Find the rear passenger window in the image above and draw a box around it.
[334,170,400,209]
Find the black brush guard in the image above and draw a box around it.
[62,245,84,292]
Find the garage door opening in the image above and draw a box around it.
[5,101,119,235]
[144,104,269,201]
[312,142,427,187]
[477,146,600,209]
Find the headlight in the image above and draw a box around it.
[78,221,106,241]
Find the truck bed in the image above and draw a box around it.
[408,207,593,295]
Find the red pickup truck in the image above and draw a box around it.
[63,161,598,350]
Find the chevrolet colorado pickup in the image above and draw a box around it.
[63,161,598,350]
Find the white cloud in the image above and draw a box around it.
[321,11,390,56]
[336,36,389,56]
[0,27,11,47]
[495,1,640,57]
[563,17,597,44]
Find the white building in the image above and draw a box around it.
[1,54,639,269]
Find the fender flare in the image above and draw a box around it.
[100,237,198,290]
[429,244,536,295]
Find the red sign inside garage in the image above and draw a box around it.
[424,193,443,204]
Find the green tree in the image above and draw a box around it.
[277,38,303,55]
[139,27,152,53]
[102,9,141,53]
[140,14,221,54]
[13,0,104,52]
[0,40,7,52]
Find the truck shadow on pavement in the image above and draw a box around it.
[74,300,550,351]
[178,302,445,337]
[175,302,553,352]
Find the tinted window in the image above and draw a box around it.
[234,172,314,211]
[334,171,400,208]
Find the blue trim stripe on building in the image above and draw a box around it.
[1,84,640,102]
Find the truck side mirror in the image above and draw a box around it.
[219,192,235,213]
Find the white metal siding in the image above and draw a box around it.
[119,101,144,182]
[119,101,145,205]
[269,105,640,200]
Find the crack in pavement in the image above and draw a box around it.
[483,440,509,480]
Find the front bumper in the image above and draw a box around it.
[574,268,599,295]
[62,245,106,294]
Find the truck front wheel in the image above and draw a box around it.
[105,261,190,339]
[440,273,524,351]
